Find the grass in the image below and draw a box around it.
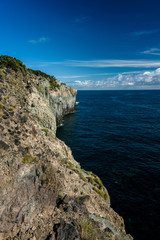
[60,158,69,165]
[87,177,95,185]
[9,77,17,85]
[77,217,97,240]
[61,159,107,189]
[7,106,14,111]
[82,169,104,190]
[41,128,49,133]
[22,154,38,163]
[0,110,4,118]
[60,158,88,182]
[0,101,4,109]
[1,95,9,100]
[94,176,103,190]
[58,191,64,198]
[93,187,109,201]
[76,217,111,240]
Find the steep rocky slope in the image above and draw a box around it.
[0,56,133,240]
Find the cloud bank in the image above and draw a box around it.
[67,68,160,90]
[44,59,160,68]
[141,48,160,56]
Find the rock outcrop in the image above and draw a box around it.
[0,56,133,240]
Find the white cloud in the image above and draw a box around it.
[42,59,160,68]
[66,60,160,68]
[66,68,160,89]
[57,71,143,79]
[74,80,92,86]
[57,75,88,79]
[141,48,160,56]
[29,37,49,44]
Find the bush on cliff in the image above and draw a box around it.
[0,55,60,90]
[28,69,60,90]
[0,55,27,75]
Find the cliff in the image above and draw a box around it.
[0,56,133,240]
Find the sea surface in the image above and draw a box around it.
[56,90,160,240]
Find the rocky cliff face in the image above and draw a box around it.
[0,56,133,240]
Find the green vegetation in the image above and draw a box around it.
[78,163,109,201]
[87,176,95,185]
[37,86,44,94]
[77,217,96,240]
[28,68,60,90]
[40,163,57,191]
[0,149,3,155]
[49,77,60,90]
[0,101,4,109]
[94,176,103,190]
[41,128,49,133]
[22,154,38,163]
[60,158,69,165]
[0,55,27,75]
[93,187,109,201]
[60,158,108,192]
[82,169,104,190]
[0,101,5,118]
[77,217,111,240]
[58,191,64,198]
[9,77,16,85]
[0,110,4,118]
[78,171,88,182]
[7,106,14,111]
[1,95,9,101]
[60,158,87,182]
[0,55,61,91]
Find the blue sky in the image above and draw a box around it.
[1,0,160,89]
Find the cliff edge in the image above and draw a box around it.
[0,56,133,240]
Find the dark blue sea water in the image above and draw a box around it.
[56,90,160,240]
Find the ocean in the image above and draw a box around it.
[56,90,160,240]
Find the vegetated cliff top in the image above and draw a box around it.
[0,55,133,240]
[0,55,61,91]
[0,55,27,74]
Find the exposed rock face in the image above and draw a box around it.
[0,57,133,240]
[27,71,77,134]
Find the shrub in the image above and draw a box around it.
[77,217,97,240]
[76,217,109,240]
[0,55,27,75]
[28,68,60,90]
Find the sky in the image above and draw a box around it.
[1,0,160,90]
